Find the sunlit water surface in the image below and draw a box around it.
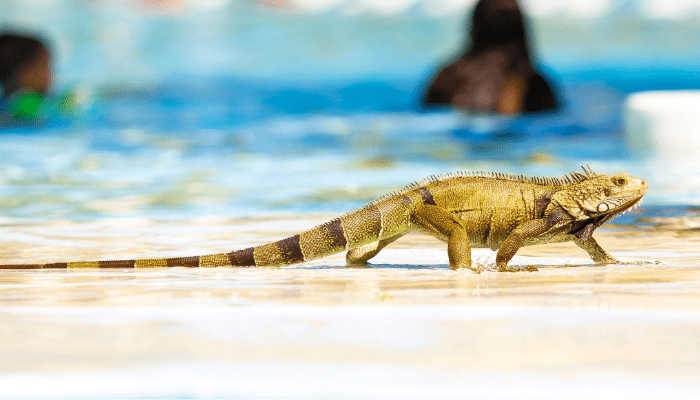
[2,217,700,399]
[2,66,700,398]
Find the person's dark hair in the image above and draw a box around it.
[469,0,528,55]
[0,33,48,95]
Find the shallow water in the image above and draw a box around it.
[1,216,700,399]
[3,10,700,397]
[2,75,700,397]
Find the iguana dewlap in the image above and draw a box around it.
[1,166,647,272]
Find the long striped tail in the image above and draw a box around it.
[0,215,354,269]
[227,216,350,267]
[0,191,411,269]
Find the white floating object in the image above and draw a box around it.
[624,90,700,161]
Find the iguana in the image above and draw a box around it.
[1,165,646,272]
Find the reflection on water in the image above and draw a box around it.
[3,3,700,398]
[1,67,699,399]
[1,216,700,398]
[0,73,698,223]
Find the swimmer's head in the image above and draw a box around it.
[470,0,527,49]
[0,33,52,97]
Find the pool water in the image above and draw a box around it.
[1,70,699,224]
[3,32,700,399]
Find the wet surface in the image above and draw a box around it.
[1,215,700,398]
[3,4,700,397]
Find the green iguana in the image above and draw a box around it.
[1,165,646,272]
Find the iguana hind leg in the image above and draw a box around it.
[411,204,472,270]
[346,232,406,267]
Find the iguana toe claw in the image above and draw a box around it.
[498,264,538,272]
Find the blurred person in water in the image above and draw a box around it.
[422,0,558,115]
[0,32,75,122]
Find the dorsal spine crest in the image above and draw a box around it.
[355,165,598,216]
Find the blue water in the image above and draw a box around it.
[2,0,700,222]
[0,67,696,223]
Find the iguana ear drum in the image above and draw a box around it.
[597,203,609,212]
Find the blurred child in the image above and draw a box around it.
[0,33,52,118]
[0,33,76,123]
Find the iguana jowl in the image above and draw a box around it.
[2,166,647,271]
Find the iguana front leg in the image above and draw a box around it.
[411,204,472,270]
[496,219,551,272]
[573,236,618,264]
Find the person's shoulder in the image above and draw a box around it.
[433,58,466,81]
[423,57,471,105]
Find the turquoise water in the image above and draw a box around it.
[0,71,698,224]
[3,2,700,224]
[4,6,700,399]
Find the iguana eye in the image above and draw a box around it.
[613,177,627,186]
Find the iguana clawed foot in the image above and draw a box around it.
[497,263,538,272]
[450,262,537,273]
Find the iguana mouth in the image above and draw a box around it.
[595,195,644,226]
[570,195,643,239]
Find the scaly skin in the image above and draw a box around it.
[0,166,647,272]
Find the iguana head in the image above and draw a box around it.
[547,167,647,240]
